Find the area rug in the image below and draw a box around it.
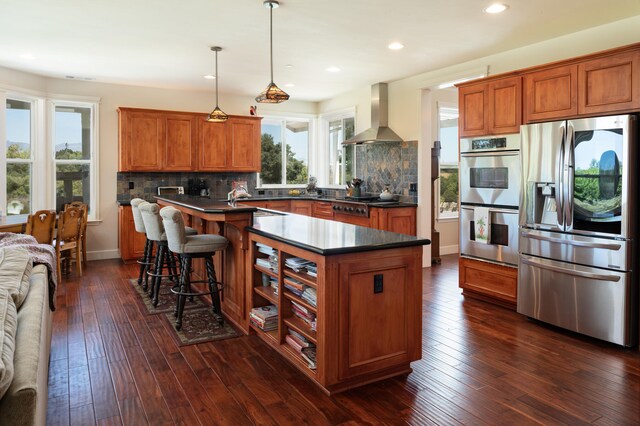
[129,278,206,315]
[162,307,240,346]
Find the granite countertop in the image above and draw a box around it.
[154,195,258,213]
[248,215,430,256]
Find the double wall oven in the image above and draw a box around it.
[459,134,520,266]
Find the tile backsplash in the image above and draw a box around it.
[355,140,418,200]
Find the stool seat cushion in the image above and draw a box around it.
[181,234,228,254]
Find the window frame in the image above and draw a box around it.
[50,99,100,221]
[437,102,459,221]
[257,113,316,189]
[319,107,356,189]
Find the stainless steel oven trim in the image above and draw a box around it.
[460,151,521,207]
[460,206,519,266]
[157,186,185,195]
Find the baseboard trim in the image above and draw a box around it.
[87,249,120,261]
[440,245,459,255]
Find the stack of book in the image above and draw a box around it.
[255,255,278,273]
[283,276,305,296]
[284,257,316,274]
[285,330,317,370]
[301,287,317,307]
[291,301,316,331]
[250,305,278,331]
[269,278,279,295]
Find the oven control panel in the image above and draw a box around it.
[332,202,370,217]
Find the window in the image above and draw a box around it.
[1,91,99,220]
[5,98,34,215]
[53,102,97,217]
[260,117,310,186]
[438,104,459,219]
[327,116,355,185]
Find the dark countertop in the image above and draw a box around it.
[248,215,429,256]
[154,195,258,214]
[118,196,417,208]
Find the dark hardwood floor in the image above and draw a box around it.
[46,255,640,425]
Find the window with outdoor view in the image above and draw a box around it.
[5,98,34,215]
[260,118,310,185]
[438,105,459,218]
[53,103,95,214]
[327,116,355,185]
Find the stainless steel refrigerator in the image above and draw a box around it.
[519,115,638,346]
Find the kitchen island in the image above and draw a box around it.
[247,214,429,394]
[155,195,257,332]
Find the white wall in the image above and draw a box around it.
[0,68,317,259]
[319,15,640,265]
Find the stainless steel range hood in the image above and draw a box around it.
[343,83,403,145]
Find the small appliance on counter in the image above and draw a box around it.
[157,186,184,196]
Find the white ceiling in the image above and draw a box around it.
[1,0,639,102]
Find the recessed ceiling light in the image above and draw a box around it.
[285,83,295,88]
[204,74,216,79]
[484,3,508,14]
[388,42,404,50]
[20,53,35,60]
[326,66,341,73]
[285,64,294,68]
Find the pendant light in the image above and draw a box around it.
[256,0,290,103]
[207,46,228,122]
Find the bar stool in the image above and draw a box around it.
[131,198,154,291]
[139,202,197,307]
[160,206,228,330]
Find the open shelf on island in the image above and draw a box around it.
[282,343,317,375]
[249,323,278,343]
[284,316,317,344]
[254,286,278,305]
[282,267,317,288]
[254,263,278,278]
[283,291,316,313]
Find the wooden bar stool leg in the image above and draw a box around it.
[143,240,154,291]
[152,244,168,307]
[150,244,165,299]
[175,256,192,330]
[137,238,150,286]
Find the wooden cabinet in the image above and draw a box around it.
[265,200,290,212]
[312,201,334,220]
[524,65,578,122]
[118,205,147,262]
[371,206,417,235]
[118,109,197,172]
[247,234,422,394]
[459,76,522,137]
[290,200,312,216]
[119,108,261,172]
[197,115,262,172]
[578,50,640,115]
[459,257,517,308]
[333,213,371,228]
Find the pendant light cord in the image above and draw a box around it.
[215,49,220,107]
[270,3,274,84]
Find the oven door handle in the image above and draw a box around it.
[520,231,622,250]
[521,256,621,282]
[462,206,518,215]
[460,150,520,158]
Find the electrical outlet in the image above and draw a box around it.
[258,190,265,195]
[409,182,417,192]
[374,274,383,294]
[128,182,134,190]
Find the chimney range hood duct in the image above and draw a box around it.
[343,82,403,145]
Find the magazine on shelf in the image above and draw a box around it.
[301,347,317,369]
[250,305,278,320]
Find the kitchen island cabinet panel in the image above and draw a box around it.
[524,65,578,122]
[578,50,640,115]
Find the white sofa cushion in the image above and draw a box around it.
[0,288,17,399]
[0,247,33,309]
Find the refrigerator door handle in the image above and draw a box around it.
[565,122,575,230]
[520,231,622,250]
[555,124,566,227]
[521,256,621,282]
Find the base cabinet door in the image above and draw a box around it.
[290,200,312,216]
[337,252,421,380]
[119,206,147,261]
[459,257,517,308]
[372,207,416,235]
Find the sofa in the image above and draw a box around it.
[0,247,53,426]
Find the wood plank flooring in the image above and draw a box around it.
[47,255,640,425]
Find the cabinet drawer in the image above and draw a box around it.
[459,257,517,308]
[312,201,334,219]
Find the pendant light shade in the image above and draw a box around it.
[207,46,228,122]
[256,0,289,103]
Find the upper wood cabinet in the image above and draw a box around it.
[197,115,262,172]
[458,76,522,137]
[523,64,578,122]
[578,50,640,115]
[118,107,261,172]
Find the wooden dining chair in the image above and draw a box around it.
[64,202,88,268]
[55,206,83,280]
[25,210,56,245]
